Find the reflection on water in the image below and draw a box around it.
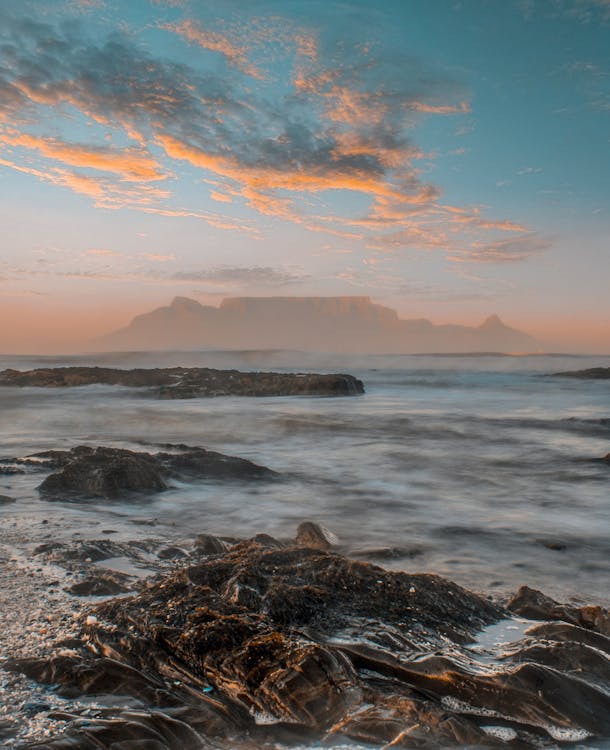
[1,351,609,603]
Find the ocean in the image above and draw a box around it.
[1,350,608,605]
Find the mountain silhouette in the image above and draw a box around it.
[98,296,539,354]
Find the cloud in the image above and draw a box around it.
[0,6,536,257]
[163,20,262,78]
[142,253,175,262]
[172,266,309,287]
[83,248,122,257]
[449,234,552,263]
[1,132,167,182]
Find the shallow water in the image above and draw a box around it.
[1,350,609,604]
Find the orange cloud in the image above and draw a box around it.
[2,132,166,182]
[163,20,262,78]
[210,190,233,203]
[408,101,471,115]
[0,156,169,208]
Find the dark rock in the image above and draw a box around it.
[0,366,365,398]
[22,702,52,717]
[67,572,132,597]
[9,541,610,749]
[34,539,154,565]
[536,538,568,551]
[34,445,276,500]
[158,546,188,560]
[0,494,16,504]
[507,585,610,636]
[39,447,167,499]
[250,533,284,548]
[0,719,17,739]
[552,367,610,379]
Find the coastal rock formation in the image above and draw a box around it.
[8,536,610,749]
[97,295,540,354]
[0,445,276,500]
[0,366,365,398]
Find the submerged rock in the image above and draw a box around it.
[7,538,610,749]
[0,444,277,500]
[551,366,610,379]
[0,366,365,398]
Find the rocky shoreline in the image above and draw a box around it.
[0,367,365,399]
[0,519,608,749]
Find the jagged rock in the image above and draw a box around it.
[0,366,365,398]
[7,541,610,748]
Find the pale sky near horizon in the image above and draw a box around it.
[0,0,609,353]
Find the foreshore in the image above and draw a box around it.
[0,506,609,749]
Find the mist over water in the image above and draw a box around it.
[1,351,609,603]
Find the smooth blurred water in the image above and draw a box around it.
[1,351,609,603]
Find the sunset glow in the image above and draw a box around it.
[1,0,608,352]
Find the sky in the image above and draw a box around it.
[0,0,609,353]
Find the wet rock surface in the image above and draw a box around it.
[0,366,365,398]
[5,536,610,749]
[0,445,277,500]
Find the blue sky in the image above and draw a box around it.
[0,0,608,351]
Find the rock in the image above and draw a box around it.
[157,546,188,560]
[551,367,610,379]
[0,719,17,740]
[21,702,52,717]
[295,521,338,550]
[8,541,610,749]
[0,494,16,504]
[0,366,365,398]
[33,445,276,500]
[507,585,610,636]
[67,572,132,597]
[193,534,228,555]
[536,538,568,551]
[38,447,167,499]
[34,539,154,565]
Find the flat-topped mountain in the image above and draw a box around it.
[98,296,538,353]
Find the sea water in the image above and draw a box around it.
[1,350,608,604]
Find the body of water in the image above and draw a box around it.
[1,350,608,604]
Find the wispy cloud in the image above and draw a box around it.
[172,266,309,287]
[163,20,262,78]
[449,234,552,263]
[0,6,544,263]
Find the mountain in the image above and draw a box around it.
[97,296,539,353]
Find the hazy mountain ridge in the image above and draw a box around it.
[99,296,539,354]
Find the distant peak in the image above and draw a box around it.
[170,296,203,311]
[480,314,504,329]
